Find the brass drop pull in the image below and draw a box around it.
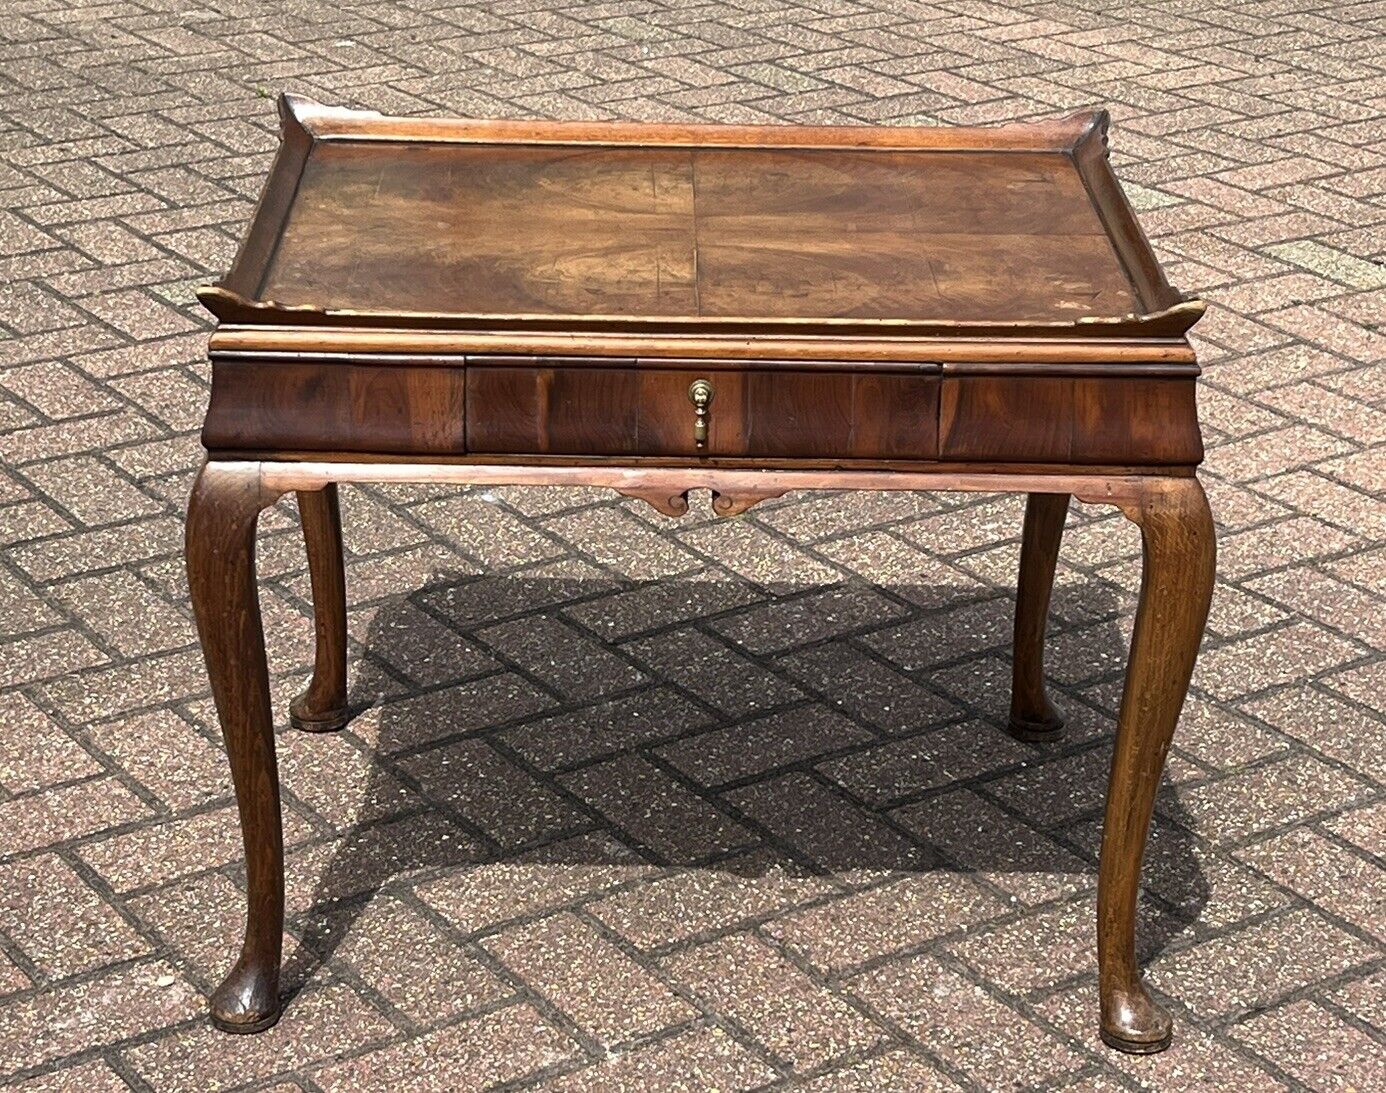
[688,378,714,447]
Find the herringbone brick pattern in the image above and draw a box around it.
[1,1,1383,1089]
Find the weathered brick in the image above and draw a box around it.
[308,1002,576,1090]
[1148,908,1378,1018]
[486,912,696,1047]
[123,982,395,1089]
[0,855,148,978]
[1230,1000,1385,1092]
[1,961,201,1078]
[0,777,152,857]
[664,933,885,1073]
[848,955,1086,1088]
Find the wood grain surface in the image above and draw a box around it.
[464,365,939,459]
[201,359,466,454]
[260,142,1137,324]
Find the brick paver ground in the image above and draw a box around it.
[1,1,1383,1089]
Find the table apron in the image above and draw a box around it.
[202,356,1203,466]
[243,459,1169,509]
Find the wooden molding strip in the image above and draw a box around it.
[196,286,1205,343]
[210,349,1198,377]
[248,458,1175,512]
[218,103,312,298]
[208,327,1197,365]
[280,92,1106,152]
[1071,114,1181,313]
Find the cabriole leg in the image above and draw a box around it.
[186,461,286,1034]
[289,484,349,733]
[1098,478,1215,1053]
[1009,491,1070,740]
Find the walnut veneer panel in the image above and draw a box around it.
[261,142,1136,324]
[466,365,940,459]
[202,361,466,454]
[938,376,1202,464]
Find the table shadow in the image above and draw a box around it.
[278,569,1208,1001]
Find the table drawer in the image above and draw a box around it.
[465,364,939,460]
[202,359,467,454]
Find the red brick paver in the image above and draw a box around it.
[1,1,1382,1090]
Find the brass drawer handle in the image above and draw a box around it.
[688,378,714,447]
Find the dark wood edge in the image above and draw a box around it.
[1071,111,1187,315]
[208,328,1197,365]
[282,92,1104,152]
[209,350,1198,377]
[195,287,1205,340]
[205,450,1200,476]
[214,96,316,299]
[212,350,936,374]
[938,361,1198,377]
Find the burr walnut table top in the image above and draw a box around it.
[267,140,1139,323]
[202,93,1202,338]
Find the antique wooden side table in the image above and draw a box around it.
[188,94,1214,1053]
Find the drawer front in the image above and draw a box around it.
[939,375,1203,464]
[203,359,466,454]
[465,365,939,459]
